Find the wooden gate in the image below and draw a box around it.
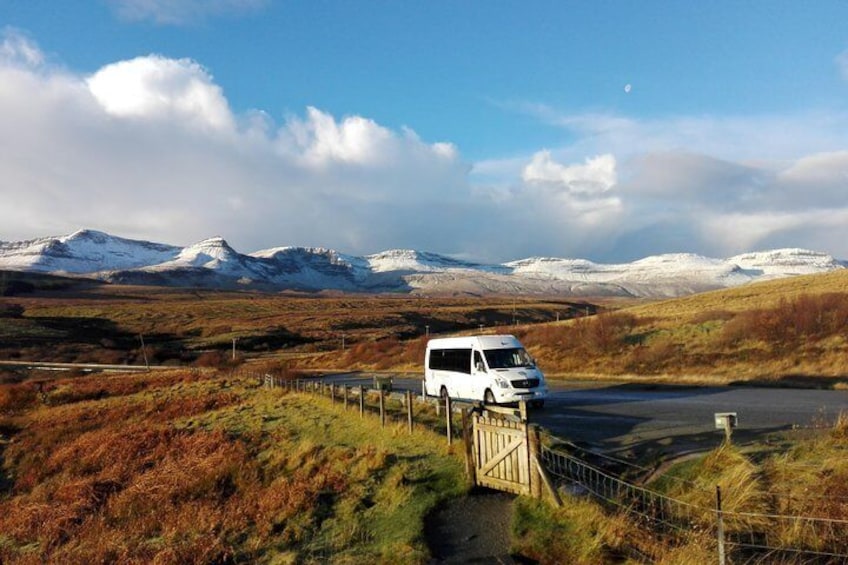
[471,412,531,495]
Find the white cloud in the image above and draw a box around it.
[514,104,848,164]
[280,107,397,167]
[107,0,268,25]
[87,56,235,131]
[470,103,848,260]
[522,151,617,194]
[0,38,469,255]
[0,28,44,67]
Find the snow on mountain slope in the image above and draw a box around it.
[366,249,498,273]
[250,247,369,289]
[0,230,844,296]
[153,237,255,277]
[728,249,844,277]
[0,229,180,273]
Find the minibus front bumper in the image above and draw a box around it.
[495,387,548,404]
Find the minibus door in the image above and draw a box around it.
[471,350,488,401]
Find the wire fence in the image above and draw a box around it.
[540,443,848,563]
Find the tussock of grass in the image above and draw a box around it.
[654,444,770,532]
[512,496,623,564]
[512,494,719,564]
[649,419,848,558]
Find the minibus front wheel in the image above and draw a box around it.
[484,389,496,405]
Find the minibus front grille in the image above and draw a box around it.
[510,378,540,389]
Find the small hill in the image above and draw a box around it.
[512,269,848,383]
[626,268,848,320]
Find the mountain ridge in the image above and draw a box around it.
[0,230,844,297]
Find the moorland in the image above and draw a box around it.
[4,268,848,386]
[1,268,848,563]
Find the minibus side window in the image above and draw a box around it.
[428,348,472,374]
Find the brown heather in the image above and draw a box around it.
[0,369,465,563]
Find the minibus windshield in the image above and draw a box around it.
[484,348,534,369]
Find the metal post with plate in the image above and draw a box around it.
[714,412,737,443]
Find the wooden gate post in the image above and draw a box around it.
[461,408,475,484]
[528,424,542,499]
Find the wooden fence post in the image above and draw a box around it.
[406,390,413,433]
[330,383,336,404]
[359,385,365,417]
[445,395,453,445]
[717,485,727,565]
[379,391,386,427]
[343,385,349,409]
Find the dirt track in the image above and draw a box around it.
[425,490,523,564]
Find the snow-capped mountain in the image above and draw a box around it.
[0,230,844,297]
[0,229,180,273]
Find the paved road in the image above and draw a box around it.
[320,372,848,459]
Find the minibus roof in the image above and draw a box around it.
[426,334,523,350]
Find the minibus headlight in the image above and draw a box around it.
[495,377,509,389]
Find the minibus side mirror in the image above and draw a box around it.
[475,361,486,373]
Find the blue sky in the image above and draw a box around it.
[2,1,848,262]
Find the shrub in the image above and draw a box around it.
[721,293,848,348]
[0,383,39,412]
[0,303,24,318]
[689,309,735,325]
[579,312,638,355]
[194,350,243,368]
[624,339,681,374]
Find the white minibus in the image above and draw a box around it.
[424,334,548,407]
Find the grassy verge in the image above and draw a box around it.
[0,370,466,564]
[513,416,848,564]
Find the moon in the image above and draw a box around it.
[624,83,632,94]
